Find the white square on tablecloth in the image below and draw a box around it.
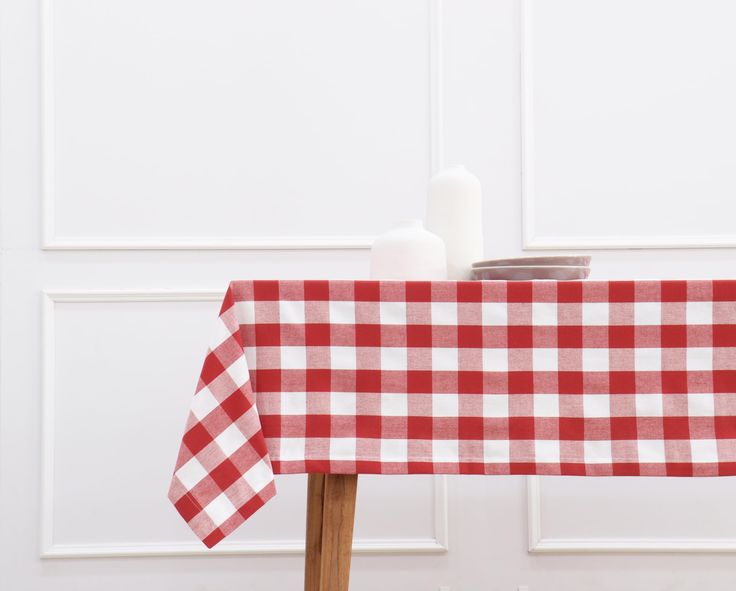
[175,457,208,490]
[584,440,612,464]
[191,387,219,420]
[331,346,357,370]
[533,348,558,371]
[214,423,247,456]
[381,347,408,371]
[431,302,458,325]
[532,302,557,326]
[279,438,306,461]
[242,459,273,493]
[483,348,508,372]
[535,440,560,463]
[330,391,356,415]
[281,346,307,369]
[279,300,305,324]
[483,394,508,418]
[381,393,408,416]
[482,302,507,326]
[432,393,459,417]
[244,346,257,368]
[637,439,666,463]
[687,301,713,325]
[381,438,408,462]
[432,439,459,463]
[635,348,661,371]
[688,393,715,417]
[583,394,610,418]
[534,393,560,417]
[281,392,307,415]
[329,300,356,324]
[330,437,357,461]
[687,347,713,371]
[691,439,719,463]
[634,302,661,326]
[204,492,237,527]
[635,393,664,417]
[583,302,609,326]
[583,348,609,372]
[483,439,510,463]
[432,347,459,371]
[380,301,407,325]
[235,300,255,324]
[226,357,250,389]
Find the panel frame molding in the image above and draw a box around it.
[520,0,736,251]
[41,289,449,558]
[526,476,736,553]
[40,0,445,251]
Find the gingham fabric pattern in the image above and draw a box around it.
[169,279,736,547]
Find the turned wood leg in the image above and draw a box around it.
[304,474,326,591]
[304,474,358,591]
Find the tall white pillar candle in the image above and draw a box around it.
[425,166,484,279]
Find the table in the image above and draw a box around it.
[169,279,736,590]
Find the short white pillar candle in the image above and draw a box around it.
[369,219,447,280]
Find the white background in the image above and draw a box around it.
[1,0,736,589]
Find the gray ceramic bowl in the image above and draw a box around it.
[472,255,591,268]
[472,265,591,281]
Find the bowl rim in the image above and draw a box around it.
[471,255,591,268]
[472,264,590,271]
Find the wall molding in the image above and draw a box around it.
[429,0,444,176]
[40,0,445,251]
[520,0,736,251]
[527,476,736,553]
[41,289,448,558]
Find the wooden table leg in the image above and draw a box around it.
[304,474,358,591]
[304,474,326,591]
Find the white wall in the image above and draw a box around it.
[1,0,736,589]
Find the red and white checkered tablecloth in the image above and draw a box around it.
[169,279,736,547]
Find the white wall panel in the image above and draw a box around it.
[42,293,446,557]
[522,0,736,249]
[528,476,736,552]
[44,0,435,248]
